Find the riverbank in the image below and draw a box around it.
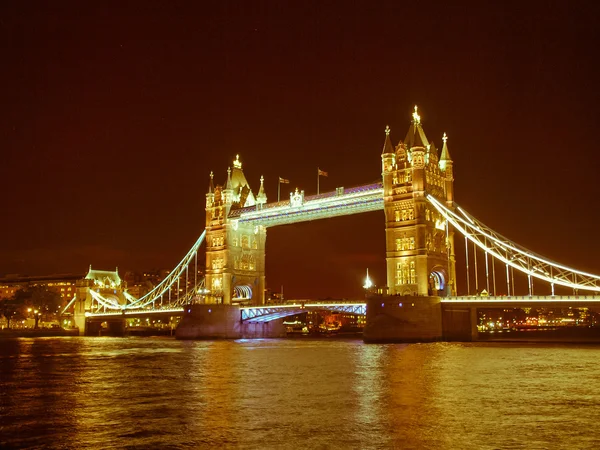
[477,327,600,343]
[0,328,80,338]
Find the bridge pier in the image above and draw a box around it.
[176,304,288,339]
[363,296,485,342]
[84,318,127,336]
[242,320,287,338]
[441,305,478,341]
[363,295,443,343]
[176,304,242,339]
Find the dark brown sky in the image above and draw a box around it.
[1,1,599,299]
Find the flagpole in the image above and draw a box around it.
[317,168,320,195]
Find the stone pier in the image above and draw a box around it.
[175,304,287,339]
[363,295,444,343]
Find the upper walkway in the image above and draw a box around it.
[228,183,384,227]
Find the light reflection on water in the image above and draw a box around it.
[1,337,600,449]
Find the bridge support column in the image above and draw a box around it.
[176,304,242,339]
[470,307,479,341]
[242,319,286,338]
[363,295,443,343]
[441,305,479,341]
[73,293,88,336]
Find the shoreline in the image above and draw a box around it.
[0,329,80,338]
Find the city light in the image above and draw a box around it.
[363,268,373,289]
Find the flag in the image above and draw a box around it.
[279,177,290,184]
[318,169,328,177]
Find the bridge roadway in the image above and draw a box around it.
[442,295,600,309]
[85,295,600,323]
[84,301,367,322]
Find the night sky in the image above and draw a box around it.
[2,1,599,299]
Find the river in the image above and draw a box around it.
[1,337,599,449]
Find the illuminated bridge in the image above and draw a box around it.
[72,106,600,339]
[229,183,383,227]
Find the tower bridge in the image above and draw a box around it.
[74,106,600,341]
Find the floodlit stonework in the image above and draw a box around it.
[382,107,457,296]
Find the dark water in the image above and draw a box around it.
[1,338,600,449]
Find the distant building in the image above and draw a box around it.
[0,273,83,304]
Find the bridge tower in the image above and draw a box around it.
[205,156,267,305]
[73,267,127,335]
[382,107,457,297]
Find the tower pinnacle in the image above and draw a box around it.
[257,175,267,205]
[233,154,242,169]
[226,167,232,190]
[404,105,429,149]
[382,125,394,155]
[209,171,214,193]
[412,105,421,125]
[440,132,452,161]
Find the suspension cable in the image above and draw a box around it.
[427,195,600,293]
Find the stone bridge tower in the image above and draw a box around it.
[205,155,267,305]
[73,267,127,335]
[381,107,457,297]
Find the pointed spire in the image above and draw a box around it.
[382,125,394,155]
[404,105,429,149]
[440,132,452,161]
[430,142,438,159]
[226,167,232,190]
[257,175,267,204]
[208,171,214,193]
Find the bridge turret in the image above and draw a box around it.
[206,171,215,210]
[439,132,454,207]
[256,175,267,207]
[439,132,456,295]
[381,125,395,196]
[406,106,427,194]
[224,166,233,206]
[208,170,214,193]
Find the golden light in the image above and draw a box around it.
[412,105,421,125]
